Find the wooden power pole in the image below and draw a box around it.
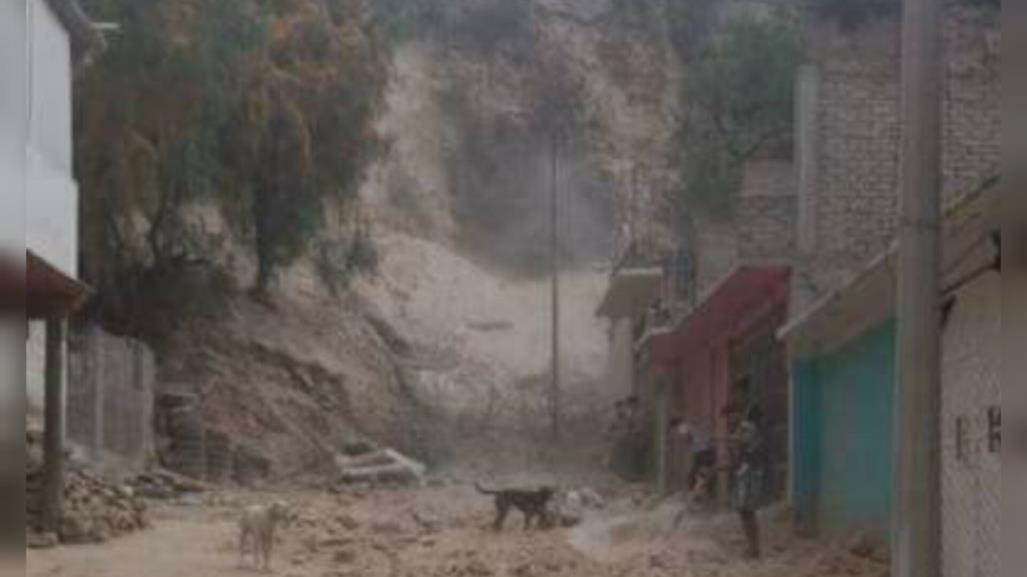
[894,0,942,572]
[550,130,561,442]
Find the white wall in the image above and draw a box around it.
[25,0,78,277]
[941,271,1000,577]
[23,0,78,420]
[0,1,28,256]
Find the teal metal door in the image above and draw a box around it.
[793,320,896,538]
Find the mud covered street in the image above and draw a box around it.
[28,482,888,577]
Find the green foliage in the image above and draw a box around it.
[368,0,531,56]
[367,0,447,42]
[663,0,719,58]
[674,14,798,217]
[810,0,898,30]
[452,0,533,55]
[77,0,388,318]
[812,0,997,31]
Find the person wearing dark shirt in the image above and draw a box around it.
[726,403,767,560]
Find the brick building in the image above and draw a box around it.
[782,185,999,576]
[791,2,1000,312]
[781,2,1000,571]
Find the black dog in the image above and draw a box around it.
[475,482,555,531]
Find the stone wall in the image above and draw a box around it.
[793,3,1000,310]
[67,325,155,469]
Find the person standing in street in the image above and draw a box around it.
[726,403,767,560]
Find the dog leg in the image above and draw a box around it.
[494,503,509,531]
[262,532,272,573]
[238,528,248,567]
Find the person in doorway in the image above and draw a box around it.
[725,403,767,560]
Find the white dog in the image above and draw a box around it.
[238,500,290,572]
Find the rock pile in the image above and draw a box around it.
[26,467,148,545]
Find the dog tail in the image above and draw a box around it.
[475,482,498,495]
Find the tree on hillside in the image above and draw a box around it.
[77,0,261,327]
[673,13,798,218]
[76,0,387,329]
[225,0,388,293]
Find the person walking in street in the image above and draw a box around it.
[669,417,716,498]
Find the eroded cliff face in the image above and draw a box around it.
[362,0,682,267]
[150,0,687,474]
[345,0,687,442]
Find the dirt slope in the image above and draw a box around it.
[355,230,610,425]
[157,293,407,477]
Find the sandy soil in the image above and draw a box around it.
[28,483,889,577]
[353,230,616,428]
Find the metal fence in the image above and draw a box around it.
[67,325,155,469]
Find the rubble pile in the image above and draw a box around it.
[25,432,148,546]
[26,468,148,546]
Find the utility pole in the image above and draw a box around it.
[550,129,561,443]
[894,0,942,572]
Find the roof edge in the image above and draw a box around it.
[780,178,999,343]
[45,0,106,62]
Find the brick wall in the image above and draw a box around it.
[794,4,1000,308]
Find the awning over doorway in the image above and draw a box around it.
[650,264,791,363]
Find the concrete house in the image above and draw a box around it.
[632,153,797,499]
[22,0,103,424]
[781,185,999,574]
[11,0,104,534]
[595,245,665,479]
[596,247,664,404]
[18,1,158,477]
